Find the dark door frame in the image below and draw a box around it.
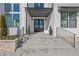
[34,19,44,32]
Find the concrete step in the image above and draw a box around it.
[25,44,71,47]
[27,40,68,44]
[27,40,66,44]
[26,43,69,45]
[29,36,54,39]
[26,40,71,45]
[23,44,73,49]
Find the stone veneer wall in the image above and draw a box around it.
[0,39,18,53]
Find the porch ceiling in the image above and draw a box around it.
[27,8,53,17]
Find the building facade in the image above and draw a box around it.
[0,3,79,37]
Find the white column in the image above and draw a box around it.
[20,3,27,34]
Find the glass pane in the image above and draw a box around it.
[13,14,19,27]
[13,3,19,12]
[5,3,12,12]
[35,20,38,25]
[5,14,12,27]
[61,12,68,20]
[35,25,38,28]
[34,3,44,8]
[61,20,68,28]
[40,20,43,25]
[69,12,77,28]
[61,12,68,28]
[69,21,76,28]
[34,3,39,8]
[40,24,43,28]
[69,12,77,21]
[40,3,44,8]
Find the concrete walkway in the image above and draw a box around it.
[0,32,79,56]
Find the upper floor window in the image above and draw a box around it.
[5,3,20,27]
[5,3,20,12]
[61,12,77,28]
[34,3,44,8]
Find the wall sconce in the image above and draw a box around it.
[45,17,47,21]
[25,7,27,12]
[31,17,33,20]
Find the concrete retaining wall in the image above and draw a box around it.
[0,39,18,53]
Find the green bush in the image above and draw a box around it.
[28,25,30,35]
[0,14,7,38]
[49,26,53,35]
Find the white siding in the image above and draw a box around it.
[44,11,54,33]
[27,3,34,8]
[27,12,34,33]
[20,3,27,34]
[44,3,52,8]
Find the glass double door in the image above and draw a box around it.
[34,19,44,32]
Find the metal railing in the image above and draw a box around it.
[56,27,75,48]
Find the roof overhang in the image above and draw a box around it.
[58,7,79,12]
[26,8,53,17]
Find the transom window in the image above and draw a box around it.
[34,3,44,8]
[61,12,77,28]
[5,3,20,27]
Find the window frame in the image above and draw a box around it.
[61,12,77,28]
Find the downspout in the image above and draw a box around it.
[25,7,27,35]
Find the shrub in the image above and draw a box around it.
[49,26,53,35]
[0,14,7,37]
[28,25,30,35]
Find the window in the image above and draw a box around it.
[34,3,44,8]
[61,12,77,28]
[5,3,20,27]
